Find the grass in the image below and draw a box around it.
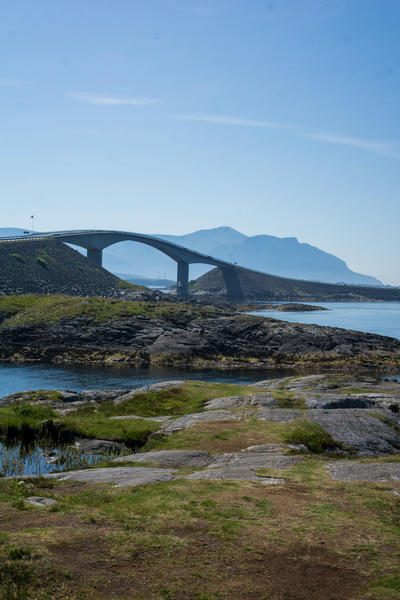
[0,295,218,327]
[282,418,339,453]
[0,381,267,452]
[35,256,48,269]
[1,459,400,599]
[272,389,306,409]
[143,416,286,453]
[75,381,261,420]
[62,414,159,447]
[10,253,25,264]
[116,279,146,291]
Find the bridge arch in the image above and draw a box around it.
[11,230,243,299]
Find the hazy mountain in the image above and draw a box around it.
[102,226,382,286]
[0,226,382,286]
[0,227,29,237]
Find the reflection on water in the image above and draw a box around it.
[0,442,119,477]
[0,363,293,397]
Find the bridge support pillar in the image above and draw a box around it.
[177,261,189,298]
[87,248,103,268]
[221,267,243,300]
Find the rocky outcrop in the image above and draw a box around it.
[1,307,400,371]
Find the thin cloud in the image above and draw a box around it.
[171,113,284,129]
[69,92,159,106]
[172,113,400,160]
[304,131,400,160]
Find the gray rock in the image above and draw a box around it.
[240,444,286,453]
[80,389,126,402]
[305,393,398,410]
[257,408,303,422]
[26,496,57,507]
[161,410,243,435]
[74,439,125,453]
[207,452,302,470]
[327,461,400,482]
[204,392,275,410]
[204,395,253,410]
[308,409,400,456]
[109,414,171,422]
[114,449,211,467]
[187,468,285,484]
[114,381,185,404]
[48,466,176,487]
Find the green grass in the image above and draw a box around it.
[0,381,266,450]
[116,279,146,290]
[46,478,272,541]
[35,256,48,269]
[282,418,338,453]
[369,576,400,597]
[10,253,25,264]
[61,414,159,447]
[0,404,57,434]
[143,416,284,452]
[0,295,218,327]
[75,381,262,420]
[272,389,306,409]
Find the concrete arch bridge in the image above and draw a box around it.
[4,230,243,299]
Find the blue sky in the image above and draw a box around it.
[1,0,399,284]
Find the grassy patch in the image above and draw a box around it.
[1,464,400,599]
[35,256,48,269]
[61,414,159,447]
[272,389,306,409]
[370,575,400,597]
[0,295,218,327]
[77,381,261,419]
[282,418,338,453]
[10,253,25,264]
[116,279,146,290]
[144,416,285,453]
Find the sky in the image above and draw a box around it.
[1,0,399,284]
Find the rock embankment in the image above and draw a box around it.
[195,266,400,302]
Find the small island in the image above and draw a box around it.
[247,302,328,312]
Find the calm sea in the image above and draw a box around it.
[0,363,293,397]
[250,301,400,340]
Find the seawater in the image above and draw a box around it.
[0,363,292,397]
[250,301,400,340]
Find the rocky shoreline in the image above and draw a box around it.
[1,298,400,372]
